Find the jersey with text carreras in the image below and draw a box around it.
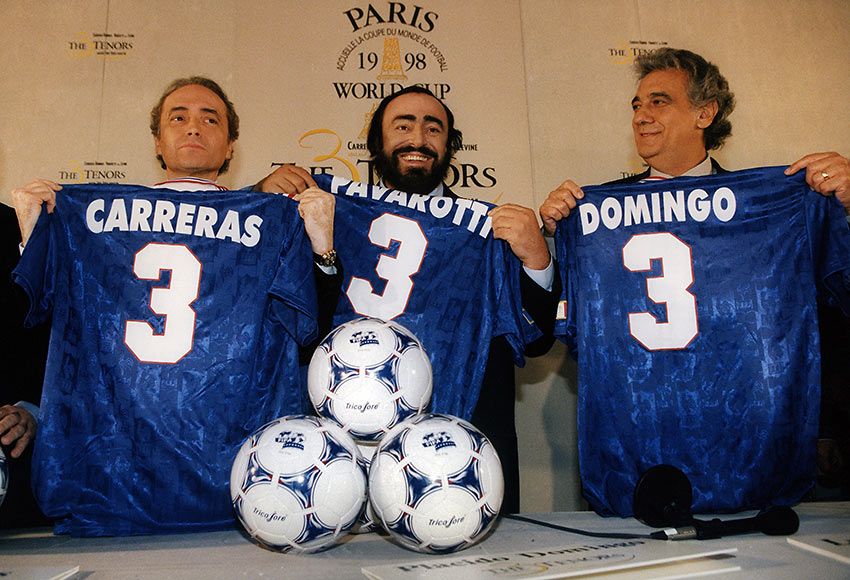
[13,183,317,536]
[554,166,850,516]
[313,174,539,420]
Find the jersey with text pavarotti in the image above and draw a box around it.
[13,183,318,536]
[554,166,850,516]
[313,174,540,421]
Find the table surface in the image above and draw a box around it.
[1,501,848,579]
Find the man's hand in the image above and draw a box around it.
[0,404,37,459]
[10,179,62,247]
[539,179,584,236]
[295,187,335,255]
[489,203,550,270]
[786,152,850,214]
[254,164,317,195]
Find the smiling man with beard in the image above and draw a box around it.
[367,86,458,196]
[262,86,560,514]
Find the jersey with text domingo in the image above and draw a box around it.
[313,174,540,420]
[554,166,850,517]
[13,183,318,536]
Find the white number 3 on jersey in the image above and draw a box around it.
[623,232,698,351]
[346,214,428,321]
[125,243,201,364]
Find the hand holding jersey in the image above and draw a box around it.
[0,404,36,459]
[786,151,850,215]
[10,179,62,248]
[251,165,337,258]
[540,179,585,236]
[253,163,318,195]
[488,203,552,273]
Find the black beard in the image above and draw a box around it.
[374,146,451,195]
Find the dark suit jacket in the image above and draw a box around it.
[1,203,52,527]
[442,185,561,513]
[604,158,727,185]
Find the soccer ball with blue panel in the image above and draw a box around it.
[307,317,432,442]
[229,415,367,553]
[368,413,504,553]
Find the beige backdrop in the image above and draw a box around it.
[2,0,849,513]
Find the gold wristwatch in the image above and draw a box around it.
[314,249,338,267]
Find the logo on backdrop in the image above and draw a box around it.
[608,39,668,178]
[607,39,669,64]
[59,161,129,183]
[273,2,497,193]
[67,32,136,59]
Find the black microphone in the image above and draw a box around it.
[635,465,800,541]
[649,505,799,540]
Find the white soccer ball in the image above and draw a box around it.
[368,413,504,553]
[0,446,7,510]
[230,415,367,553]
[308,317,432,442]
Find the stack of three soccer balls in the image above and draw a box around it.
[230,317,504,554]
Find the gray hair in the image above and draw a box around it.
[634,48,735,150]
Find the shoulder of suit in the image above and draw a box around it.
[603,170,650,186]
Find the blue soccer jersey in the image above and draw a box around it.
[554,166,850,517]
[313,174,539,420]
[13,183,318,536]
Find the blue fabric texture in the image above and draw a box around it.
[13,183,318,536]
[554,166,850,516]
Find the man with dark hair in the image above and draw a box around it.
[539,47,850,509]
[149,76,240,173]
[366,85,464,195]
[264,85,560,514]
[148,76,240,177]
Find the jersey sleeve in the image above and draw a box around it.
[266,201,319,347]
[11,208,57,327]
[552,222,578,358]
[802,186,850,314]
[269,200,318,345]
[488,238,541,366]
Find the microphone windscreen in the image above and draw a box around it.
[755,506,799,536]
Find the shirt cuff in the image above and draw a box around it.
[523,256,555,292]
[14,400,39,422]
[316,263,338,275]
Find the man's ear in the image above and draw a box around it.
[696,100,719,129]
